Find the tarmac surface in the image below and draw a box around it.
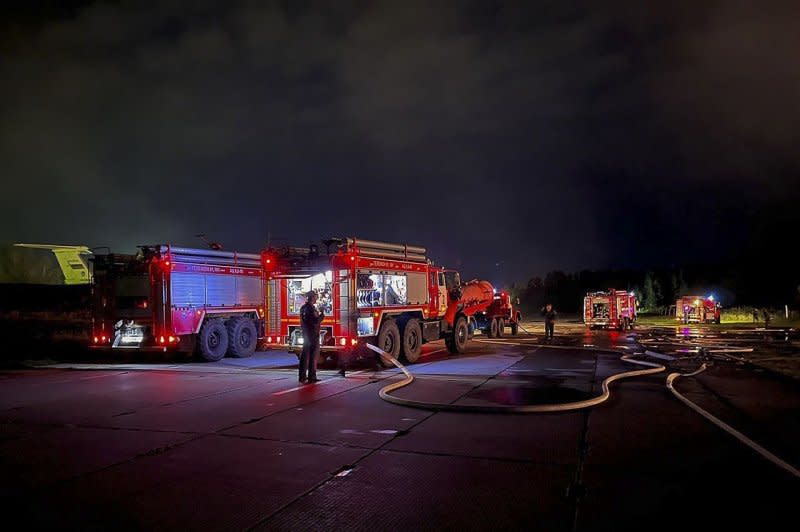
[1,323,798,531]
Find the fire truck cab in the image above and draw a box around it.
[263,237,472,364]
[91,245,265,361]
[583,289,637,330]
[676,295,720,324]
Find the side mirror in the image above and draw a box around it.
[515,298,520,305]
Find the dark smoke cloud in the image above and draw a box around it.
[1,0,798,286]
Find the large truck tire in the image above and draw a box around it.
[447,316,469,354]
[377,319,401,367]
[496,318,505,338]
[198,319,228,362]
[510,321,519,336]
[401,318,423,363]
[226,317,257,358]
[487,318,498,338]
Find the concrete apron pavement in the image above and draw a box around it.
[1,340,798,530]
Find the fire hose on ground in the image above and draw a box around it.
[667,365,800,478]
[366,343,665,414]
[366,342,800,478]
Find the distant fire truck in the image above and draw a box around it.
[262,237,497,364]
[474,289,522,337]
[583,289,637,330]
[91,246,265,361]
[676,295,720,324]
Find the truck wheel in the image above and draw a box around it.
[377,319,400,367]
[226,318,257,358]
[198,320,228,362]
[511,322,519,336]
[496,318,505,338]
[488,318,498,338]
[447,316,468,354]
[401,318,423,363]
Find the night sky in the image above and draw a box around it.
[2,1,798,287]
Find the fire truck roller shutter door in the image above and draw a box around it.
[235,275,262,306]
[206,275,236,306]
[406,272,427,305]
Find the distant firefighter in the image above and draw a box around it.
[541,303,557,340]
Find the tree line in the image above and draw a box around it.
[508,263,800,314]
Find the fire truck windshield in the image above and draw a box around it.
[287,271,332,315]
[443,271,461,290]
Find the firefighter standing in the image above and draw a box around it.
[541,303,557,340]
[299,290,324,383]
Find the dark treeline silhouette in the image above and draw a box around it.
[510,261,800,314]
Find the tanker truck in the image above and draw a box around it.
[446,281,522,338]
[476,289,522,337]
[262,237,502,365]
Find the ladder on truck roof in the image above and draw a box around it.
[324,237,429,263]
[151,245,262,268]
[266,237,431,278]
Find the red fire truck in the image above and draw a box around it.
[475,290,522,337]
[91,245,265,361]
[583,289,637,330]
[676,295,720,324]
[262,237,494,364]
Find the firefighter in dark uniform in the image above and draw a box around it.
[541,303,557,340]
[299,290,324,383]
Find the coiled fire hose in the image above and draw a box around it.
[366,343,665,413]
